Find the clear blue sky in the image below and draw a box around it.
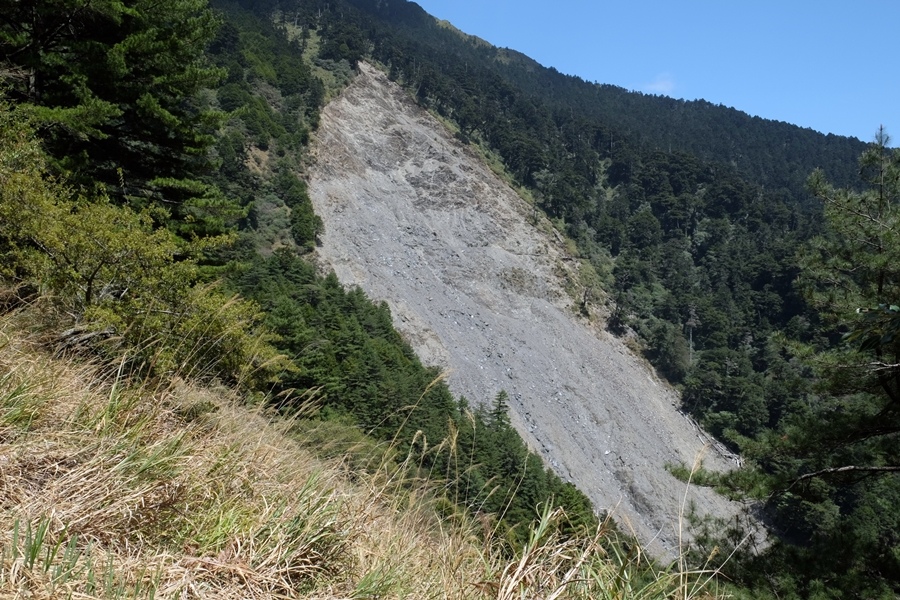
[412,1,897,143]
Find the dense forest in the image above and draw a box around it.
[2,0,899,597]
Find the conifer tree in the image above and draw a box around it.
[0,0,240,235]
[736,130,900,595]
[799,127,900,440]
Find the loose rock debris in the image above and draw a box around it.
[308,62,754,558]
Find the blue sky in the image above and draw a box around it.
[412,1,898,143]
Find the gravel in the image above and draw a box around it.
[307,62,752,558]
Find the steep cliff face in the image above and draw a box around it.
[308,62,749,556]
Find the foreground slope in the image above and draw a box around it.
[0,310,729,598]
[308,63,748,555]
[0,316,469,598]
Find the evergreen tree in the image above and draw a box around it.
[0,0,240,235]
[715,130,900,598]
[797,127,900,454]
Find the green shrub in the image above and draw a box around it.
[0,102,287,388]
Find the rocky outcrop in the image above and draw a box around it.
[308,62,749,557]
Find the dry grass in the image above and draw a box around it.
[0,309,726,599]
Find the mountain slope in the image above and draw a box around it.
[307,62,749,556]
[337,0,868,193]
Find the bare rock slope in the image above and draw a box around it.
[308,62,743,556]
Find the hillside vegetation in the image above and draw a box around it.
[3,0,900,597]
[0,1,719,598]
[2,310,726,599]
[255,2,900,597]
[0,0,606,556]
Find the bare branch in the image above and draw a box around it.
[789,464,900,490]
[868,361,900,372]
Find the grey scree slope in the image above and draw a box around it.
[307,62,748,557]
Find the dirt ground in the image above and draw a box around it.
[307,62,754,558]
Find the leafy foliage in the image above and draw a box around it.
[0,95,281,389]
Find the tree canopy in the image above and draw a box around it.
[0,0,241,235]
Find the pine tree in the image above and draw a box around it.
[800,126,900,425]
[733,130,900,596]
[0,0,241,235]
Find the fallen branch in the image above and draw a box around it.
[55,326,116,354]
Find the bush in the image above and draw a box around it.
[0,101,287,388]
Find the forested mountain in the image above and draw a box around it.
[0,0,597,559]
[341,0,869,194]
[492,51,867,194]
[2,0,899,598]
[254,1,900,596]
